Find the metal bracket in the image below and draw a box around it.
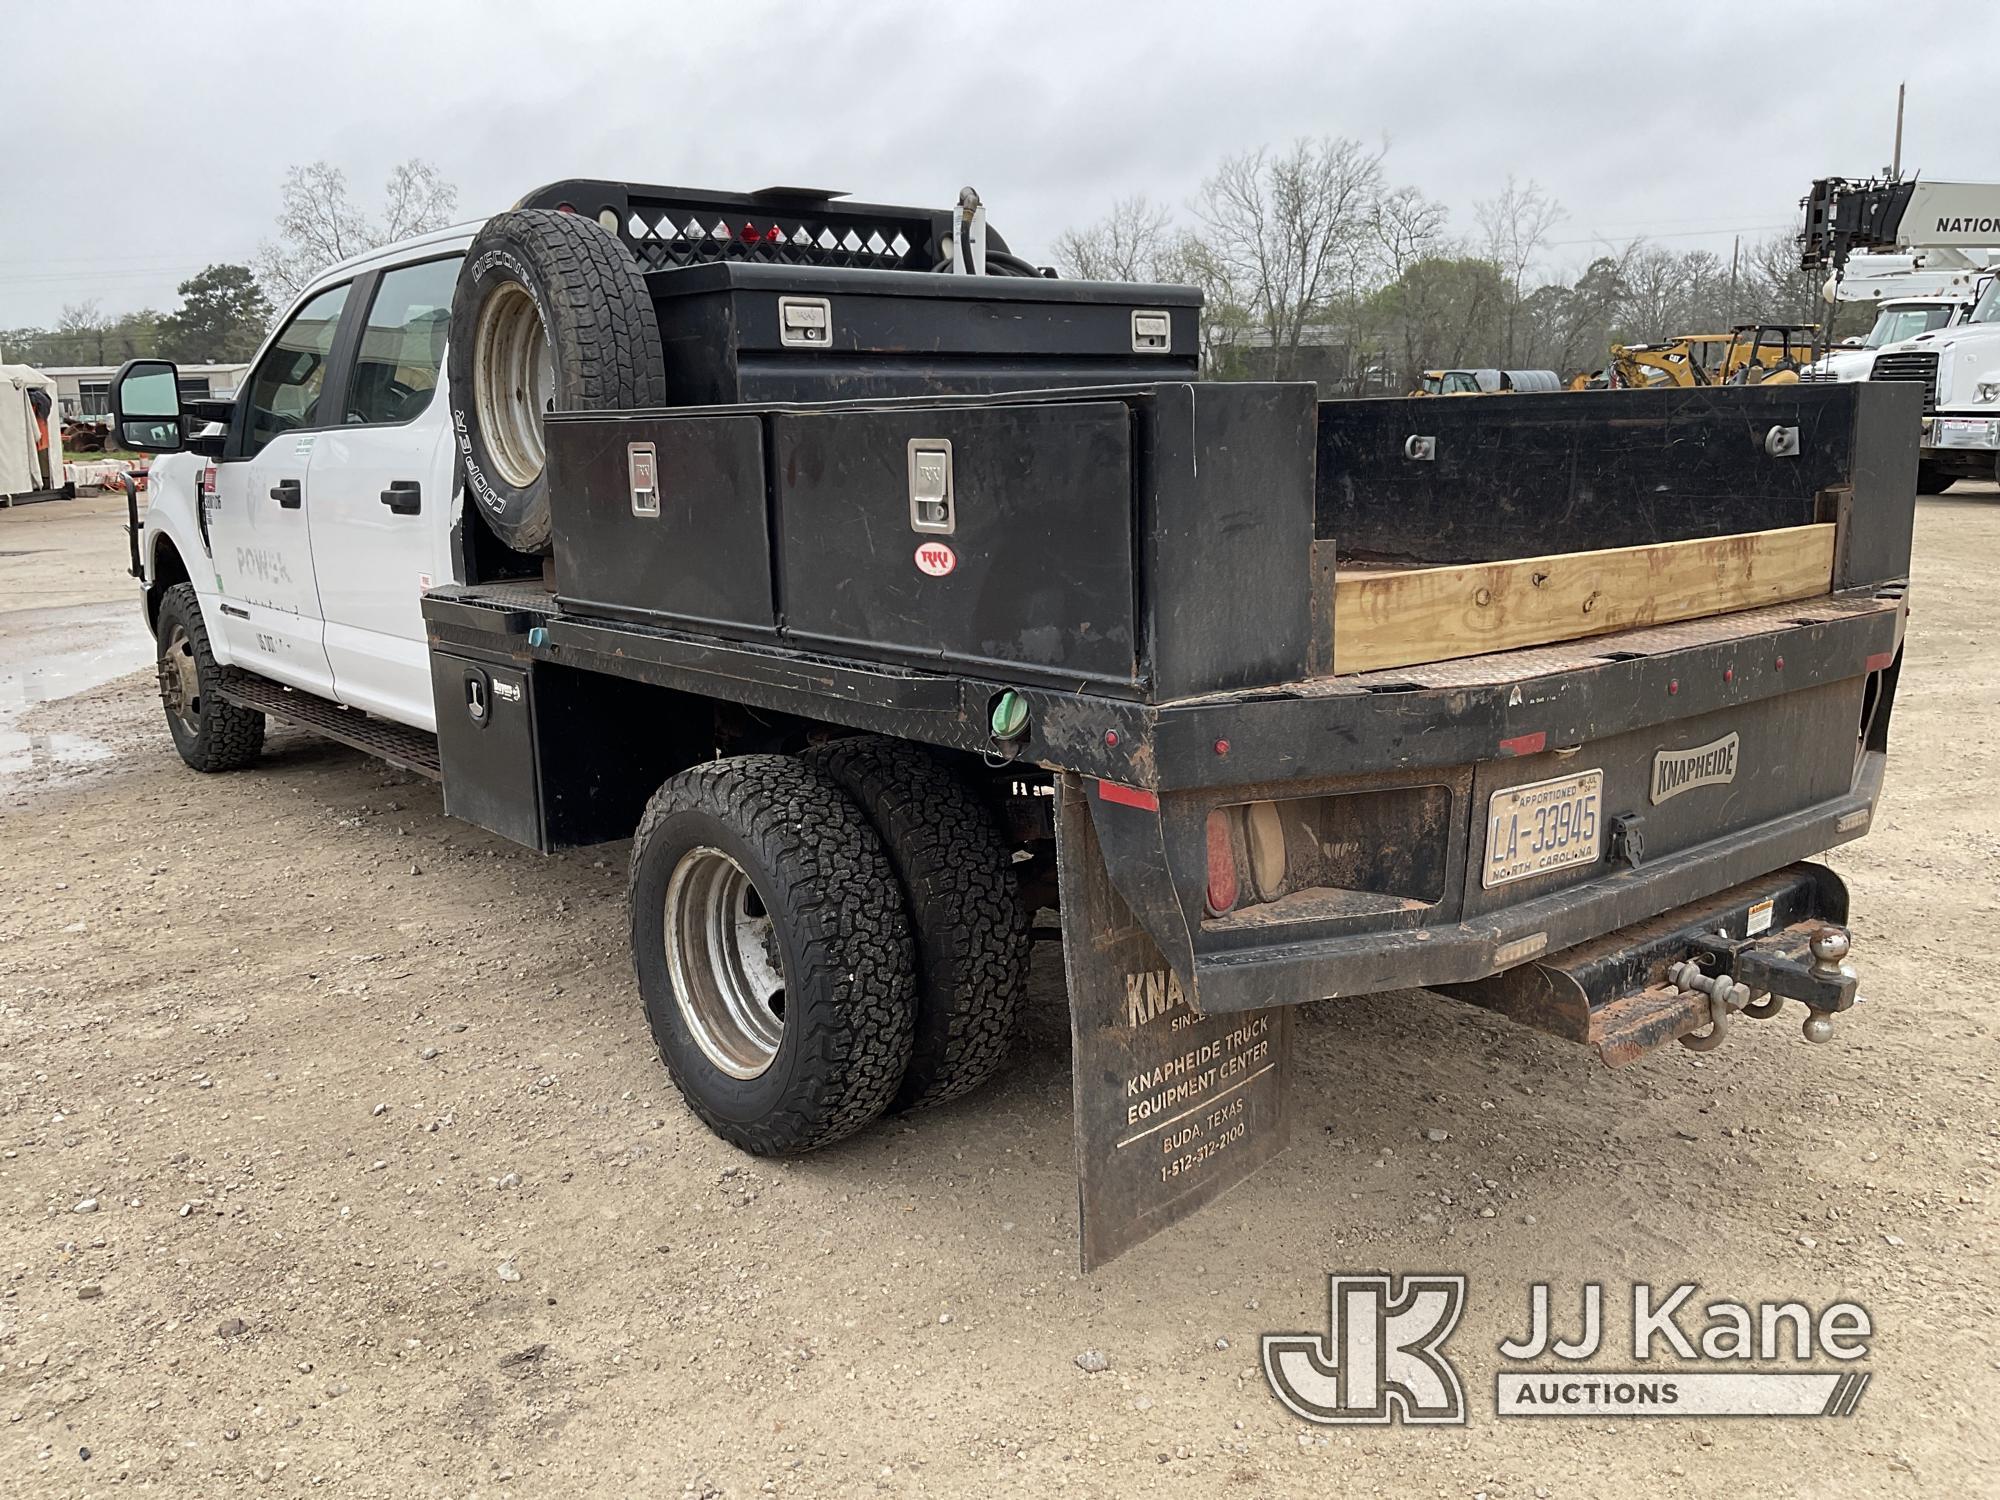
[1608,812,1647,870]
[1764,424,1801,458]
[1404,434,1436,461]
[907,439,955,534]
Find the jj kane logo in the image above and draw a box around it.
[1262,1275,1468,1425]
[1263,1276,1872,1425]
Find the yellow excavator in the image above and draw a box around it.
[1573,325,1817,390]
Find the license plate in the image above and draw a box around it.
[1484,769,1604,888]
[1934,417,2000,450]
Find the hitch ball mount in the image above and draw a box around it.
[1674,925,1860,1051]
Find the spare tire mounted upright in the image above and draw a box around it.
[447,209,666,554]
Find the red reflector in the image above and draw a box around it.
[1205,810,1238,915]
[1096,780,1159,811]
[554,201,576,214]
[1864,651,1894,673]
[1497,731,1547,757]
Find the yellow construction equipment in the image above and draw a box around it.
[1573,325,1817,390]
[1413,368,1564,396]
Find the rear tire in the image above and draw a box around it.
[447,209,666,554]
[629,756,916,1155]
[154,583,264,772]
[804,737,1029,1110]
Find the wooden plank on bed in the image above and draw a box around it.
[1332,523,1836,676]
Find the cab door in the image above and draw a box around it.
[208,281,352,692]
[306,254,463,729]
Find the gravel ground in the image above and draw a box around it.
[0,492,1993,1498]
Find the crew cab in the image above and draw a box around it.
[136,225,476,731]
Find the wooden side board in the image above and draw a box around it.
[1331,523,1837,676]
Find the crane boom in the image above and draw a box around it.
[1802,176,2000,271]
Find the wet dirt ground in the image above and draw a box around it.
[0,492,1994,1498]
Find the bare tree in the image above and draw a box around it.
[379,160,460,244]
[1372,185,1451,281]
[1475,176,1563,363]
[1192,137,1388,380]
[255,160,461,303]
[1052,195,1176,282]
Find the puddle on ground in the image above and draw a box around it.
[0,603,154,793]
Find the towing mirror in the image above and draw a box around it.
[110,358,185,454]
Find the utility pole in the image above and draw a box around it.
[1728,236,1740,326]
[1892,82,1906,179]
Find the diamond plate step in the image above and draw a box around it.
[218,672,440,781]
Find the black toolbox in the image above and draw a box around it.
[644,262,1200,406]
[545,382,1318,701]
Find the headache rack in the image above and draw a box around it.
[517,178,1027,275]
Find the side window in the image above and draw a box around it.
[346,257,462,426]
[246,282,350,455]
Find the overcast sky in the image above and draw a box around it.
[1,1,1991,328]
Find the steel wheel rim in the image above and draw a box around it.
[159,622,201,734]
[663,847,787,1080]
[472,281,555,489]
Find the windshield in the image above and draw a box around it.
[1865,304,1954,346]
[1970,279,2000,326]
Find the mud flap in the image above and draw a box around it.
[1056,774,1293,1269]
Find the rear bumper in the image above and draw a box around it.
[1435,862,1851,1065]
[1185,751,1882,1013]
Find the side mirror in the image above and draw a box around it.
[110,358,185,454]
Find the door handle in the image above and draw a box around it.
[270,478,302,508]
[380,480,422,515]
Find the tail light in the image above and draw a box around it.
[1204,810,1239,916]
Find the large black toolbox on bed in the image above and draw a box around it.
[545,382,1319,701]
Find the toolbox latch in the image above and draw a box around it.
[907,438,955,534]
[627,441,659,517]
[778,295,833,348]
[1131,309,1172,354]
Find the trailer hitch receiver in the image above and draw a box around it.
[1687,923,1861,1046]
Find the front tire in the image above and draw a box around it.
[155,583,264,772]
[630,756,916,1155]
